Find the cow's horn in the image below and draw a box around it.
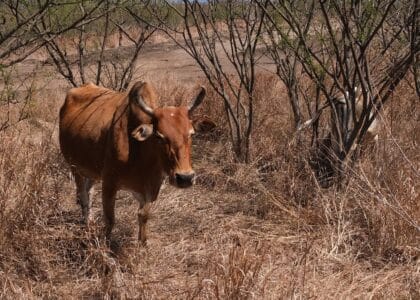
[129,81,155,117]
[188,86,206,114]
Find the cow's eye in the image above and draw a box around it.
[155,131,165,139]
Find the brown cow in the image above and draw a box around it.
[59,81,206,243]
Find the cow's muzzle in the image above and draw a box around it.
[175,171,195,188]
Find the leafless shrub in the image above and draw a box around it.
[141,0,268,162]
[38,1,155,91]
[0,1,122,133]
[261,0,419,186]
[0,0,111,67]
[0,64,44,132]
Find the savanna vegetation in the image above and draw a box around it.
[0,0,419,298]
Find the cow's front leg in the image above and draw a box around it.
[102,181,117,239]
[138,202,151,245]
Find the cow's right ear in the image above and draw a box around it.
[131,124,154,141]
[129,81,156,118]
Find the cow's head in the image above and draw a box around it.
[129,81,205,188]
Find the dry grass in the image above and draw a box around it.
[0,73,419,299]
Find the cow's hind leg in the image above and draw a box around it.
[72,169,94,225]
[102,181,117,239]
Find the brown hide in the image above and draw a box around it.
[59,81,205,242]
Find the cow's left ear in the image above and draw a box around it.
[132,124,154,141]
[188,86,206,116]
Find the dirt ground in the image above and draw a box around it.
[9,37,274,95]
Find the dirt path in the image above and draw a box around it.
[136,41,274,85]
[8,38,275,95]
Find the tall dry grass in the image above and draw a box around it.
[0,74,418,298]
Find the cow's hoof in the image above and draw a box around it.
[137,238,148,248]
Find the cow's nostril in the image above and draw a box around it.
[175,172,195,187]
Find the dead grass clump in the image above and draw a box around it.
[196,242,269,299]
[0,128,65,295]
[340,84,419,262]
[0,125,152,298]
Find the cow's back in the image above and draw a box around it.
[59,83,126,178]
